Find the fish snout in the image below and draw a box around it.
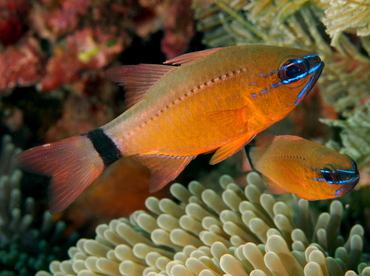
[329,160,360,197]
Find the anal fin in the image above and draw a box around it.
[133,154,195,192]
[210,133,256,165]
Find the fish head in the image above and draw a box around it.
[255,49,324,120]
[312,156,359,198]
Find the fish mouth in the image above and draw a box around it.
[305,54,324,87]
[335,175,359,197]
[334,160,360,196]
[293,57,324,105]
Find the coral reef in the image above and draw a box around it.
[0,135,78,275]
[36,172,370,276]
[0,0,195,95]
[0,0,31,46]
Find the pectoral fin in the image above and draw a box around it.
[262,175,290,195]
[133,154,195,192]
[210,133,256,165]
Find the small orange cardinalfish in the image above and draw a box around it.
[243,132,360,199]
[14,45,324,214]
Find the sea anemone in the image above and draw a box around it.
[0,135,77,275]
[36,172,370,276]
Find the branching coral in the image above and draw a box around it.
[0,135,78,275]
[36,172,370,276]
[321,0,370,46]
[194,0,328,49]
[320,100,370,169]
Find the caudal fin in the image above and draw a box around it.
[13,135,105,214]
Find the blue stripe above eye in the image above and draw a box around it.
[337,169,357,174]
[303,54,319,59]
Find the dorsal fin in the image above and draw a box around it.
[106,64,175,108]
[164,48,222,65]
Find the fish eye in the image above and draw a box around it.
[322,170,335,183]
[317,162,359,189]
[320,165,340,184]
[279,59,309,84]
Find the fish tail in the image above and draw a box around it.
[13,128,122,214]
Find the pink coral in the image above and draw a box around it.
[132,0,195,59]
[44,88,115,141]
[0,38,43,96]
[38,53,82,92]
[122,0,200,57]
[38,27,126,91]
[161,0,195,59]
[0,0,31,45]
[29,0,92,41]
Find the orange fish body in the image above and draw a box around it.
[15,45,324,213]
[245,132,359,199]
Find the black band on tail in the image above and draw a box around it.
[83,128,122,168]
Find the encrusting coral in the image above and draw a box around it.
[36,172,370,276]
[0,135,78,275]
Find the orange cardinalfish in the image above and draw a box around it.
[14,45,324,214]
[243,132,359,199]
